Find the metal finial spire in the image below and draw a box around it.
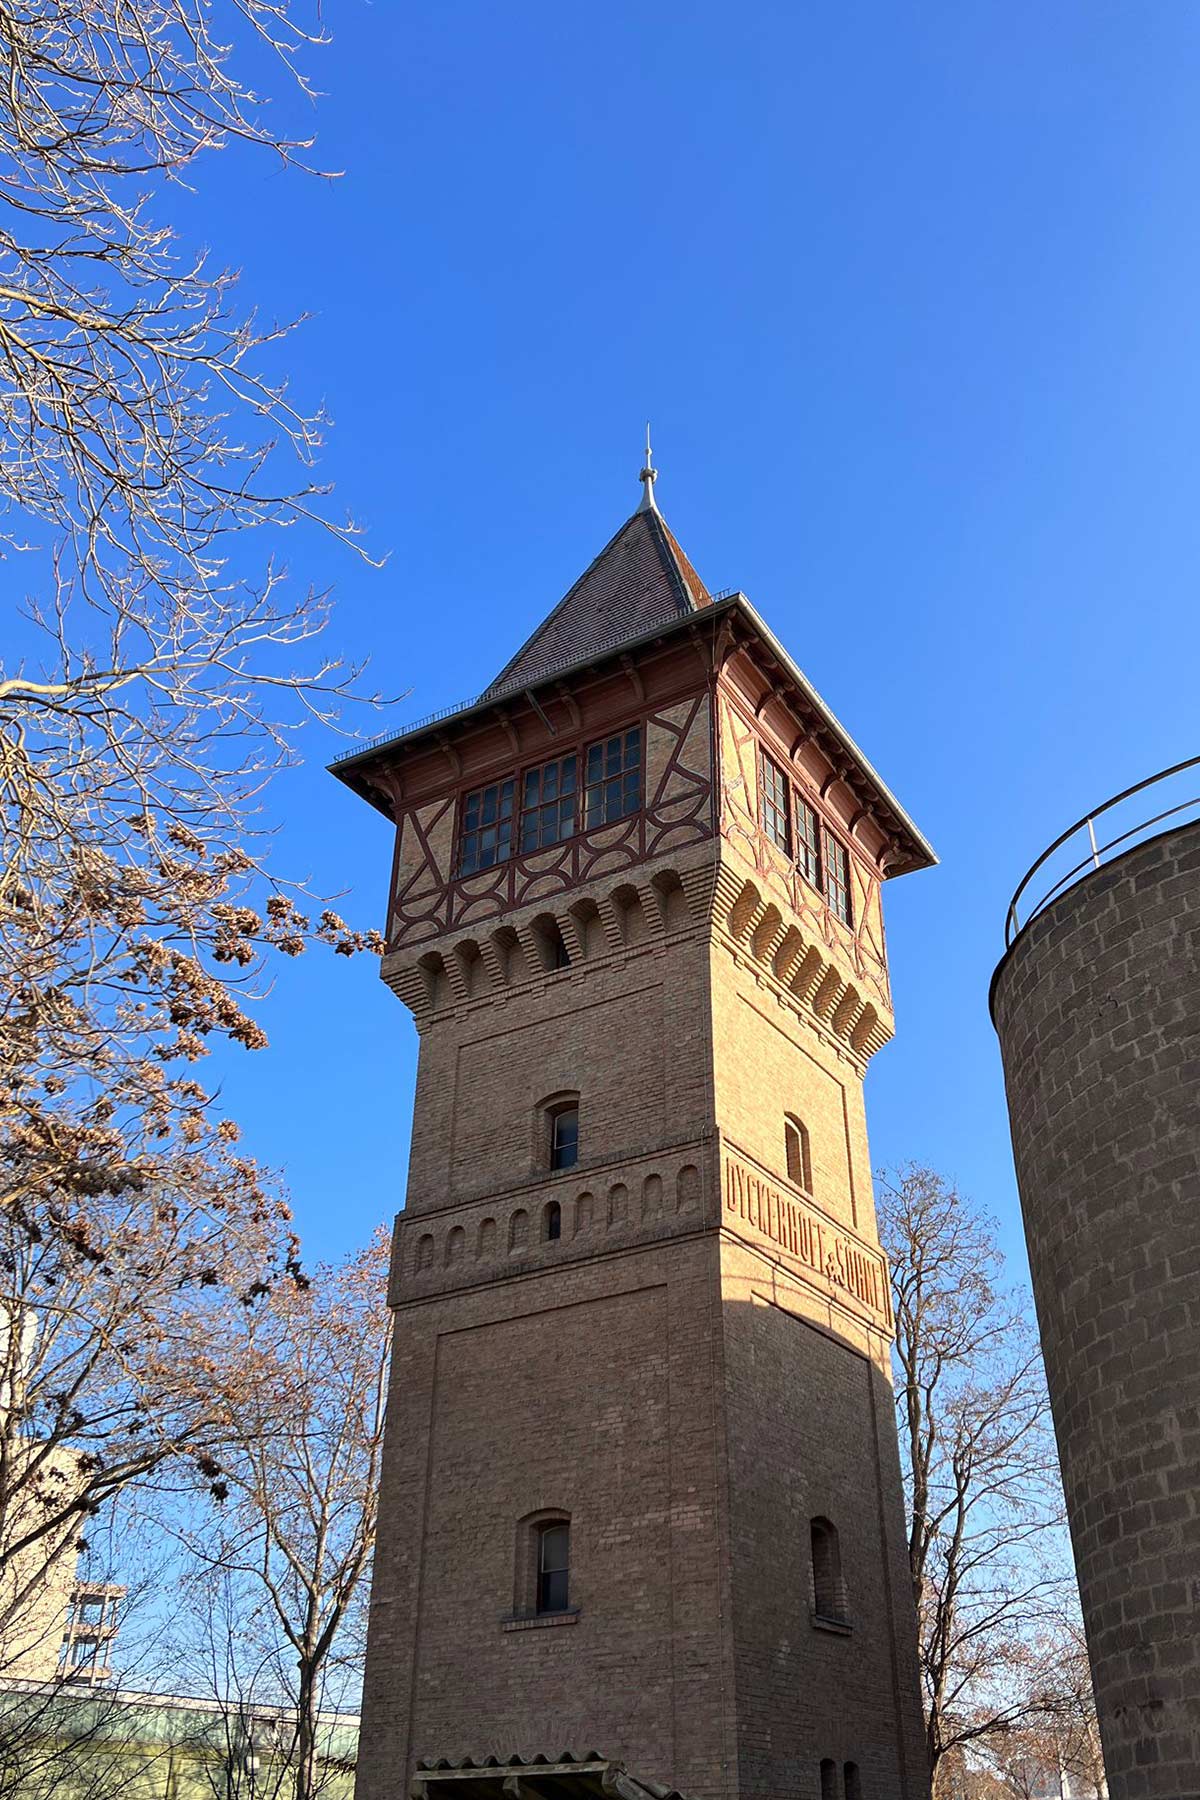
[637,422,659,512]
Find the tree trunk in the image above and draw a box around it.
[295,1658,318,1800]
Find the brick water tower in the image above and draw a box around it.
[333,454,936,1800]
[991,765,1200,1800]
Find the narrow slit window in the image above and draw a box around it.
[760,752,791,854]
[550,1106,579,1171]
[785,1116,812,1192]
[819,1763,837,1800]
[520,755,577,854]
[795,795,821,889]
[459,779,515,876]
[536,1521,570,1614]
[583,729,642,829]
[844,1765,862,1800]
[543,1200,562,1241]
[825,833,852,927]
[811,1516,846,1624]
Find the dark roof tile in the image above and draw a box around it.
[487,506,710,695]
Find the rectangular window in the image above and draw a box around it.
[519,754,577,855]
[825,833,852,926]
[66,1636,101,1675]
[550,1106,579,1171]
[795,795,821,889]
[583,729,642,829]
[760,752,791,854]
[458,779,515,876]
[537,1523,570,1614]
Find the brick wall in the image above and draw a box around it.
[992,820,1200,1800]
[356,669,929,1800]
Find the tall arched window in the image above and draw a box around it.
[785,1115,812,1192]
[819,1760,837,1800]
[538,1093,580,1173]
[843,1763,862,1800]
[550,1105,578,1170]
[536,1520,570,1614]
[543,1199,562,1242]
[811,1516,847,1624]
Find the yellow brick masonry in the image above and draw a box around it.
[355,681,929,1800]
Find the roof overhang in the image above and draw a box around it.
[410,1754,691,1800]
[329,593,936,877]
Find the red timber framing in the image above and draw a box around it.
[329,593,934,963]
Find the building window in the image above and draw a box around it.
[844,1764,862,1800]
[811,1517,847,1625]
[819,1761,837,1800]
[543,1200,562,1242]
[825,833,852,926]
[550,1105,579,1171]
[795,795,821,888]
[520,755,577,854]
[536,1520,570,1614]
[759,752,791,854]
[459,779,516,875]
[583,729,642,828]
[785,1115,812,1192]
[60,1635,101,1680]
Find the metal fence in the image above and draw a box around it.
[1004,752,1200,946]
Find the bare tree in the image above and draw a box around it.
[166,1232,390,1800]
[0,1,388,1676]
[0,0,386,1233]
[0,1136,300,1691]
[980,1620,1106,1800]
[878,1167,1078,1790]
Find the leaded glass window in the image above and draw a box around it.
[760,752,791,854]
[458,779,515,875]
[583,729,642,828]
[795,796,821,888]
[825,833,852,926]
[520,755,577,854]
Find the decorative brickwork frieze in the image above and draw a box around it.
[720,1140,893,1332]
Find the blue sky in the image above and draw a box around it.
[188,2,1200,1275]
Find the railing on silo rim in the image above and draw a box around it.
[1005,752,1200,946]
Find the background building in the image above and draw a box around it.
[991,766,1200,1800]
[0,1682,357,1800]
[335,463,936,1800]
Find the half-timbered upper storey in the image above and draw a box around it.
[331,465,935,1033]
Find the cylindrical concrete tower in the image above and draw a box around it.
[991,794,1200,1800]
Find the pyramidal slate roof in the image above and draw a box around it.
[487,501,712,696]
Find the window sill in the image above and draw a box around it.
[810,1611,852,1636]
[501,1609,580,1633]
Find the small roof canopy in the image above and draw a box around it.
[410,1752,694,1800]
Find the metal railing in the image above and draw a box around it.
[1004,753,1200,946]
[329,588,744,769]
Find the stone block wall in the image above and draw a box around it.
[992,820,1200,1800]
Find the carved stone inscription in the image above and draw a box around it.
[723,1153,891,1328]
